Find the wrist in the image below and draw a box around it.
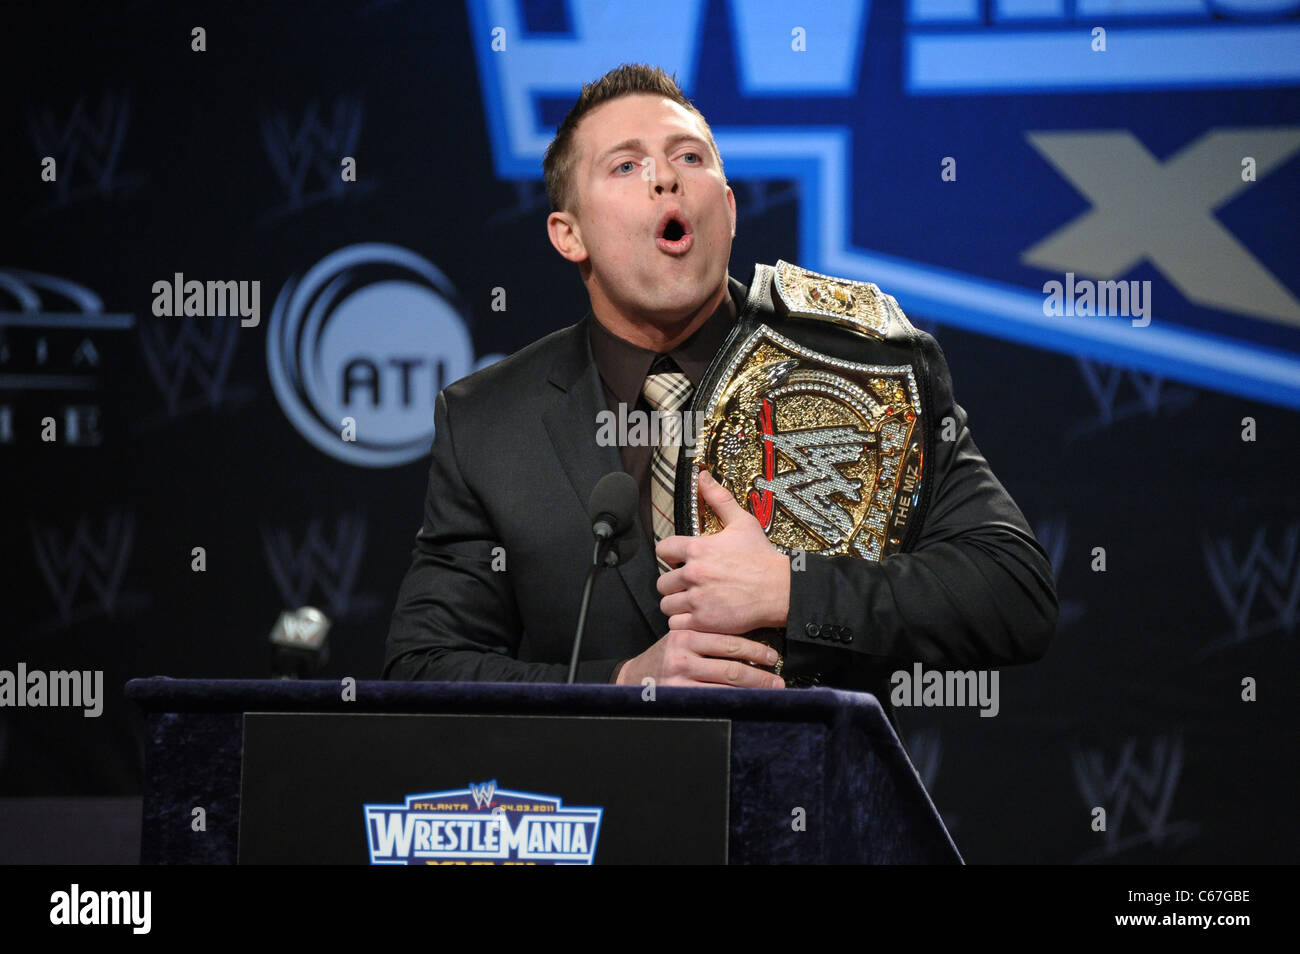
[765,549,792,629]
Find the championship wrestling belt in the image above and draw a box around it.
[675,261,929,684]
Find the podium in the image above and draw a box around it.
[125,678,961,864]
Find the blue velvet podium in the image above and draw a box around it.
[125,678,961,864]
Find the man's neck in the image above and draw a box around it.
[590,279,728,353]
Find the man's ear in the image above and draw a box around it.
[726,185,737,237]
[547,210,588,263]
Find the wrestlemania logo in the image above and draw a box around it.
[364,780,603,865]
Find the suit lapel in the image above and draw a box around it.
[542,314,666,642]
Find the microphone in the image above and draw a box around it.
[569,473,641,683]
[587,471,638,546]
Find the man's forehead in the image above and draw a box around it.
[579,95,707,163]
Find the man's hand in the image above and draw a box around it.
[655,469,791,634]
[615,630,785,688]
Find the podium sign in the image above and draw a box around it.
[239,712,730,864]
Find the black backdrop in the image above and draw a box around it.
[2,1,1297,863]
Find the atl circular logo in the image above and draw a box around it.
[268,244,500,467]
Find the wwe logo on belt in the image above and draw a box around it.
[752,412,874,544]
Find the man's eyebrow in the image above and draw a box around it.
[592,133,710,168]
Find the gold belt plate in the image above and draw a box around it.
[687,324,924,563]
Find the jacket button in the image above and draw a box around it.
[805,623,820,638]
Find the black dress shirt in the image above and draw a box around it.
[587,278,739,552]
[586,278,740,683]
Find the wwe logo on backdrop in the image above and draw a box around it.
[469,780,497,810]
[27,92,145,207]
[1032,515,1085,629]
[1068,358,1195,438]
[1201,524,1300,654]
[260,96,374,218]
[29,513,135,624]
[260,515,379,620]
[136,314,252,421]
[1072,733,1199,862]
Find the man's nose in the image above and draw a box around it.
[651,157,681,193]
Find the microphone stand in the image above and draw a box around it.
[566,536,621,684]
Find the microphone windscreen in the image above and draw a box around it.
[607,524,640,566]
[587,471,638,532]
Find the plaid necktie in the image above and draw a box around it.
[641,357,693,574]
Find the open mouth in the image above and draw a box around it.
[655,210,694,254]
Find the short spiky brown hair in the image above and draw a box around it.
[542,63,725,216]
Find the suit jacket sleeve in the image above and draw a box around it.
[383,388,624,683]
[782,331,1058,679]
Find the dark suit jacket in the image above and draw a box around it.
[384,264,1058,729]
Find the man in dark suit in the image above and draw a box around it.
[384,65,1057,725]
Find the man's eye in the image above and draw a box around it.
[681,152,702,163]
[616,161,636,174]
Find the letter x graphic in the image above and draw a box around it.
[1023,128,1300,327]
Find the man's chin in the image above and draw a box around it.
[637,284,717,324]
[651,265,724,303]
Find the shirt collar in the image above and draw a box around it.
[587,277,741,409]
